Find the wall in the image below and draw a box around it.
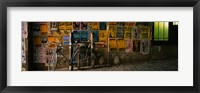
[23,22,178,71]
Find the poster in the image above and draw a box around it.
[58,22,73,31]
[80,31,90,41]
[100,22,107,30]
[140,39,150,54]
[58,22,66,30]
[108,25,117,38]
[125,22,136,27]
[109,39,117,49]
[133,26,141,40]
[117,22,124,29]
[91,30,99,42]
[63,36,70,41]
[34,36,41,47]
[133,40,140,52]
[48,36,56,47]
[125,39,133,52]
[64,30,72,36]
[99,30,108,42]
[34,47,46,63]
[55,36,63,42]
[116,22,124,38]
[63,41,70,45]
[72,31,80,42]
[46,47,57,66]
[87,22,92,30]
[33,23,40,36]
[81,22,88,30]
[140,26,151,39]
[66,22,73,30]
[62,36,70,45]
[124,30,132,39]
[124,22,135,31]
[117,39,126,49]
[41,36,48,43]
[40,23,48,35]
[50,22,58,31]
[116,29,124,38]
[108,22,117,25]
[41,36,48,47]
[136,22,151,26]
[73,22,81,30]
[91,22,99,30]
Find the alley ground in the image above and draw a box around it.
[56,58,178,71]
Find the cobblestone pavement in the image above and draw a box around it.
[56,59,178,71]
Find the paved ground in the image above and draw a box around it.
[56,58,178,71]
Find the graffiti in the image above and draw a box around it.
[22,22,28,63]
[22,22,28,38]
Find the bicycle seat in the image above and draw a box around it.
[77,43,86,48]
[77,43,91,49]
[81,41,91,44]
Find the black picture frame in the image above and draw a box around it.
[0,0,199,93]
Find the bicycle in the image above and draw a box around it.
[73,41,96,70]
[53,40,96,71]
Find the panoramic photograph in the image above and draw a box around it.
[21,22,178,71]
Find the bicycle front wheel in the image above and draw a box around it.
[90,51,96,68]
[74,49,84,69]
